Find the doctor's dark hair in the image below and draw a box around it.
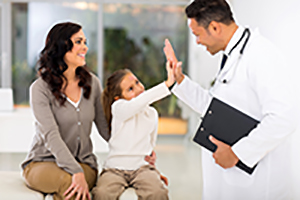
[185,0,235,28]
[37,22,91,106]
[102,69,132,133]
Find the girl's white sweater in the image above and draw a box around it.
[104,82,171,170]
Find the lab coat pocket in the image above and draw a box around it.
[223,167,254,187]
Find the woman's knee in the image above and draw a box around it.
[24,162,70,191]
[57,172,72,190]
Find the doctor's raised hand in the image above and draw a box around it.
[163,39,184,84]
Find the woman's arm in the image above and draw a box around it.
[93,75,110,142]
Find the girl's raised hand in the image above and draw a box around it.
[165,61,175,87]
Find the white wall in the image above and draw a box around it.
[231,0,300,81]
[186,0,300,97]
[0,108,109,153]
[232,1,300,198]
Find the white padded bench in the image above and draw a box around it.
[120,188,138,200]
[0,171,44,200]
[0,171,137,200]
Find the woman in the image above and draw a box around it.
[21,22,109,200]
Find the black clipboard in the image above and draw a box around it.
[193,97,259,174]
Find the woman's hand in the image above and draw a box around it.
[144,151,157,166]
[64,172,91,200]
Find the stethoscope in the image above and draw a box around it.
[214,28,251,85]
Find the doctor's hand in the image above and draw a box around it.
[163,39,185,84]
[209,135,239,169]
[163,39,178,63]
[173,61,184,84]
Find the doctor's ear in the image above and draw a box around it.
[209,21,221,34]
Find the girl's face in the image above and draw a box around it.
[119,72,145,101]
[64,29,88,69]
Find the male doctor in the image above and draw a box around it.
[164,0,297,199]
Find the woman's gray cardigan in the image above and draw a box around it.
[21,73,109,175]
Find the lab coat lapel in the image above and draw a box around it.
[216,52,241,84]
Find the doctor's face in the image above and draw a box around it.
[189,18,222,55]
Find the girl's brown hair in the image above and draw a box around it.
[102,69,131,133]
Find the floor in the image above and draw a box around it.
[0,135,203,200]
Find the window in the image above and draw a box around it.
[12,3,30,105]
[103,4,188,119]
[11,2,98,105]
[10,1,189,134]
[0,6,2,87]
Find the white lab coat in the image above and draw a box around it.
[172,27,297,200]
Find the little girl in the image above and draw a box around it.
[92,62,175,200]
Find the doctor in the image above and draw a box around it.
[164,0,296,199]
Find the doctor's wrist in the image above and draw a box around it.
[176,74,185,84]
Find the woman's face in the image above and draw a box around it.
[64,29,88,69]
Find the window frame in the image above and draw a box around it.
[1,2,12,88]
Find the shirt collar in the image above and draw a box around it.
[223,26,244,56]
